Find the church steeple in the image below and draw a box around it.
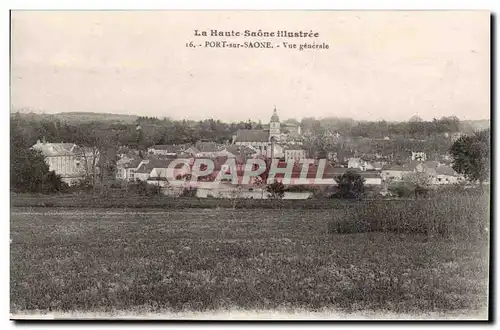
[270,106,280,123]
[269,106,281,141]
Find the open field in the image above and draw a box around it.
[10,207,489,319]
[10,193,370,209]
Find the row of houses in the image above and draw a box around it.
[380,161,464,185]
[30,138,463,190]
[116,153,383,186]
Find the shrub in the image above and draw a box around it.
[329,190,489,239]
[332,170,365,199]
[180,187,197,197]
[388,182,414,198]
[285,185,311,192]
[266,180,285,199]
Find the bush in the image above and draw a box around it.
[285,185,312,192]
[332,170,365,199]
[109,181,124,189]
[363,185,385,199]
[180,187,197,197]
[266,180,285,199]
[328,190,489,239]
[388,182,414,198]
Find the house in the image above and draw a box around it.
[269,162,382,186]
[281,122,302,136]
[233,129,271,155]
[348,157,363,170]
[134,162,153,182]
[433,166,463,185]
[116,157,142,181]
[323,167,382,185]
[359,172,383,185]
[31,139,98,185]
[184,146,201,157]
[381,164,407,181]
[222,145,259,159]
[148,144,189,156]
[364,162,375,171]
[193,141,226,157]
[134,158,176,182]
[348,157,376,171]
[411,152,427,161]
[204,156,247,183]
[284,148,306,162]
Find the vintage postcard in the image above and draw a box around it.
[9,10,490,320]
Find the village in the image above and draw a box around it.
[29,107,467,199]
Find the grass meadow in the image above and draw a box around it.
[10,194,489,319]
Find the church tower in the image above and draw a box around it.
[269,106,281,141]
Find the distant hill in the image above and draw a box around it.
[462,119,490,132]
[11,110,490,129]
[52,112,139,124]
[11,111,139,124]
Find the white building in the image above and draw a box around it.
[31,140,98,185]
[411,152,427,161]
[284,148,306,162]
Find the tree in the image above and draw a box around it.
[449,129,490,187]
[252,175,267,199]
[402,172,432,198]
[255,120,263,129]
[302,131,336,159]
[74,123,120,193]
[10,148,61,193]
[266,180,285,199]
[10,122,67,193]
[333,170,365,199]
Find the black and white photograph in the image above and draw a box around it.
[9,10,491,320]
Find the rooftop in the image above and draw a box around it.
[31,141,94,157]
[234,129,269,143]
[195,141,223,153]
[135,157,175,173]
[436,166,457,176]
[149,144,189,153]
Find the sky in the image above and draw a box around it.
[10,11,490,123]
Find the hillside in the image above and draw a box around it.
[11,111,139,124]
[462,119,490,131]
[11,111,490,133]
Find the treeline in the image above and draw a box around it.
[11,113,254,149]
[300,115,471,138]
[12,112,482,151]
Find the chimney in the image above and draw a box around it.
[42,136,46,144]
